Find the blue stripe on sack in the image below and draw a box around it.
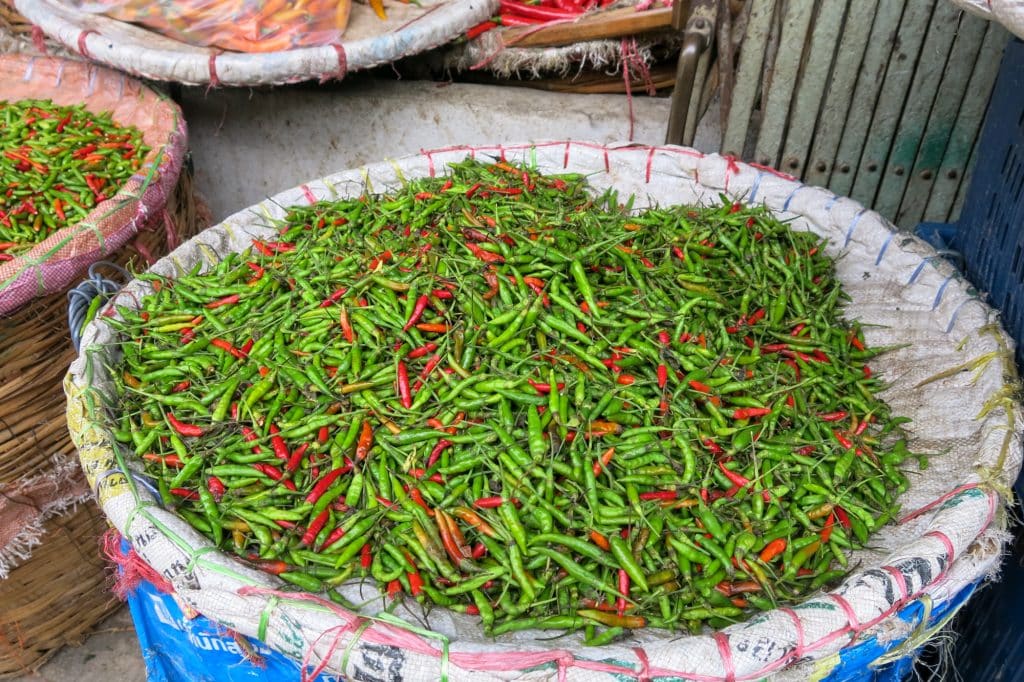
[820,581,979,681]
[748,172,765,204]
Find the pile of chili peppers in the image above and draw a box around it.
[109,159,916,642]
[0,99,149,255]
[465,0,615,40]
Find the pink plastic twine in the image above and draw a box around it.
[31,26,48,54]
[101,529,174,599]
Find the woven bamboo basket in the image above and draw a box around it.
[0,168,207,487]
[0,500,116,678]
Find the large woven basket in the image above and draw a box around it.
[0,500,116,678]
[15,0,497,86]
[66,141,1023,680]
[0,54,204,612]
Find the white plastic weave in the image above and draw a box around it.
[66,142,1023,681]
[949,0,1024,41]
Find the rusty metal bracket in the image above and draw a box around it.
[665,0,716,146]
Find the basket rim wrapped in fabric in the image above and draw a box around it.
[65,141,1023,681]
[16,0,499,87]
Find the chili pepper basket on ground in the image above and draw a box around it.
[0,53,207,677]
[67,142,1022,681]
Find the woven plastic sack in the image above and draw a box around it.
[16,0,498,86]
[66,142,1023,681]
[71,0,352,53]
[0,54,185,316]
[949,0,1024,41]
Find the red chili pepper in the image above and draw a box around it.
[355,421,374,460]
[473,496,518,509]
[427,438,453,468]
[141,453,184,468]
[834,506,851,529]
[616,569,630,615]
[786,394,796,408]
[306,466,350,504]
[285,442,310,473]
[359,543,372,570]
[397,361,413,408]
[759,538,786,562]
[170,379,191,393]
[834,430,855,450]
[616,374,635,385]
[465,242,505,264]
[819,411,848,422]
[526,379,565,394]
[732,407,771,419]
[471,543,488,560]
[207,476,226,502]
[268,424,289,461]
[718,461,751,489]
[319,527,347,552]
[592,446,615,476]
[169,488,198,501]
[406,571,425,596]
[855,420,870,436]
[241,426,261,454]
[210,338,247,360]
[702,438,724,456]
[431,288,454,301]
[416,323,450,333]
[167,413,203,438]
[387,579,402,599]
[301,511,330,547]
[656,364,668,389]
[319,287,347,308]
[747,308,766,325]
[791,323,806,336]
[206,294,240,309]
[403,295,431,332]
[408,488,434,515]
[863,365,872,379]
[413,353,443,392]
[689,380,712,393]
[465,182,482,198]
[339,306,355,343]
[407,342,438,359]
[252,462,285,481]
[850,334,866,351]
[638,490,678,501]
[317,426,330,445]
[589,530,611,551]
[821,512,836,543]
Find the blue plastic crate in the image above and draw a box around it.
[914,36,1024,682]
[925,37,1024,372]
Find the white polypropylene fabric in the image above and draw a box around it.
[16,0,498,86]
[950,0,1024,40]
[66,142,1023,681]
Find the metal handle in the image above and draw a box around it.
[665,0,716,146]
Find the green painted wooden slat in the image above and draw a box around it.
[802,0,878,189]
[848,0,938,210]
[827,0,906,197]
[950,132,978,220]
[721,0,777,158]
[777,0,849,178]
[924,23,1009,223]
[752,1,816,167]
[895,12,988,228]
[684,49,712,146]
[870,0,960,222]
